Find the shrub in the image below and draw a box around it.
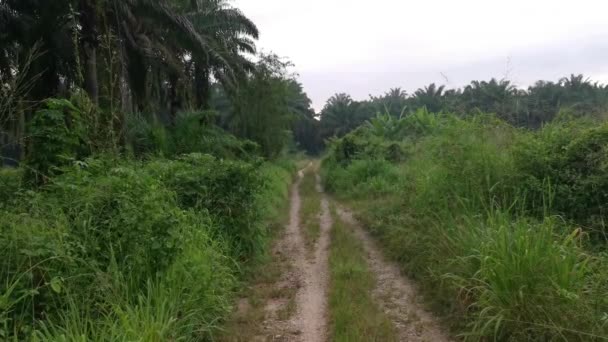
[514,121,608,238]
[0,168,22,206]
[146,153,287,260]
[322,112,608,340]
[1,146,293,340]
[323,158,400,198]
[46,159,193,285]
[125,112,171,157]
[125,111,261,160]
[24,99,89,185]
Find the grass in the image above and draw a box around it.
[0,154,295,341]
[322,112,608,341]
[300,166,321,252]
[328,204,397,342]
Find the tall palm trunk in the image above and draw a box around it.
[194,60,211,110]
[169,73,181,125]
[80,0,99,105]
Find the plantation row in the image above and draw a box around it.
[0,103,294,340]
[322,110,608,341]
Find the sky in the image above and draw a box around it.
[233,0,608,111]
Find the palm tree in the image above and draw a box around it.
[412,83,445,113]
[462,78,517,119]
[110,0,237,112]
[183,0,259,110]
[1,0,78,101]
[320,93,361,138]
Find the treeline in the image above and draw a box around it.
[0,0,316,168]
[310,75,608,152]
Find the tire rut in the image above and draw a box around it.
[335,206,452,342]
[256,166,332,342]
[294,172,332,342]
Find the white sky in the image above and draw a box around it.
[234,0,608,111]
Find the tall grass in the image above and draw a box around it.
[0,153,293,340]
[322,110,608,341]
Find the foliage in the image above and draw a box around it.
[322,111,608,341]
[0,168,22,207]
[514,121,608,238]
[0,153,293,340]
[24,99,89,184]
[125,110,260,160]
[169,111,259,159]
[145,154,277,259]
[228,54,297,159]
[319,75,608,142]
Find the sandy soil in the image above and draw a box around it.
[253,166,332,342]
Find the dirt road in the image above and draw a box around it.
[226,167,450,341]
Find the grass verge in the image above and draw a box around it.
[300,165,321,253]
[217,178,297,341]
[328,204,397,342]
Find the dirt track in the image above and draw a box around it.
[336,206,451,342]
[241,167,450,342]
[253,166,332,342]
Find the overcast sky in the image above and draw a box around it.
[234,0,608,111]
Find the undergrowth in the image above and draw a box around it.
[0,121,294,341]
[322,109,608,341]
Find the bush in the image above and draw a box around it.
[322,112,608,340]
[323,158,400,198]
[125,111,261,160]
[24,99,90,184]
[46,159,197,285]
[126,112,171,157]
[146,153,291,260]
[0,168,22,206]
[514,121,608,238]
[0,153,293,340]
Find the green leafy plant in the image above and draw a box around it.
[24,99,89,185]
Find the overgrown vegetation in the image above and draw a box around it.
[0,151,293,340]
[317,76,608,152]
[0,0,309,339]
[322,110,608,341]
[4,0,608,340]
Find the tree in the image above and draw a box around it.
[319,93,368,139]
[289,81,321,154]
[370,88,408,117]
[412,83,445,113]
[228,54,295,158]
[181,0,259,110]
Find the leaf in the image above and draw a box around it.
[49,277,63,294]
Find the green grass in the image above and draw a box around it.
[0,154,294,341]
[300,166,321,252]
[328,205,397,342]
[322,111,608,341]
